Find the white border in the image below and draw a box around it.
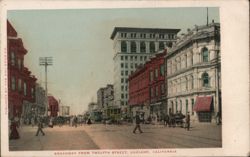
[1,0,249,156]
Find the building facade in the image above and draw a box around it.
[59,106,70,116]
[128,51,167,119]
[48,96,59,117]
[35,83,46,116]
[111,27,180,116]
[7,20,37,119]
[97,88,105,110]
[166,22,221,123]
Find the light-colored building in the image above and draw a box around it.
[35,83,46,116]
[110,27,180,115]
[97,88,105,110]
[166,21,221,123]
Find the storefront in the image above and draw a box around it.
[194,96,213,122]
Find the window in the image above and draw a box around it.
[24,82,27,96]
[18,79,22,93]
[125,56,128,60]
[121,101,124,106]
[159,42,165,50]
[190,75,194,89]
[121,78,124,83]
[18,59,22,70]
[144,56,147,61]
[155,68,158,79]
[121,41,127,52]
[121,63,124,68]
[159,34,164,39]
[130,56,133,61]
[11,77,16,91]
[121,86,124,90]
[121,94,124,99]
[135,56,137,61]
[125,94,128,99]
[125,63,128,68]
[125,70,128,76]
[202,72,210,87]
[175,101,178,113]
[125,86,127,91]
[191,99,194,115]
[186,99,188,114]
[11,52,15,66]
[150,42,155,53]
[161,84,164,94]
[130,63,133,68]
[31,87,35,99]
[180,100,182,112]
[131,41,136,53]
[140,42,146,53]
[150,71,154,82]
[150,87,154,97]
[140,56,143,61]
[121,71,124,76]
[202,47,209,62]
[121,56,123,60]
[135,63,138,68]
[155,86,158,96]
[160,65,164,76]
[126,78,128,83]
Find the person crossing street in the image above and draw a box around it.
[36,118,45,136]
[133,111,143,134]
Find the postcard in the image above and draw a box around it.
[1,0,249,157]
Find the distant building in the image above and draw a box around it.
[165,21,221,123]
[88,102,98,113]
[111,27,180,116]
[7,20,37,118]
[59,106,70,116]
[97,88,105,110]
[48,95,59,117]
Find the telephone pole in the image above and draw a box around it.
[39,57,53,116]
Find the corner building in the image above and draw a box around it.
[111,27,180,115]
[166,22,221,123]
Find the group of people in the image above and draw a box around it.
[132,111,191,134]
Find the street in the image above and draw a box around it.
[9,123,222,150]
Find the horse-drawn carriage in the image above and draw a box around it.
[167,112,186,127]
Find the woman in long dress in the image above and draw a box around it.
[9,119,20,140]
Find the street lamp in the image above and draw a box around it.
[39,57,53,116]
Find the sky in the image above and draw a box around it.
[7,7,219,115]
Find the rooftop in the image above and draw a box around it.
[110,27,181,40]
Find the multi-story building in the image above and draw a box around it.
[165,21,221,123]
[48,95,59,117]
[97,88,105,110]
[7,20,37,118]
[35,83,46,116]
[111,27,180,115]
[148,51,167,120]
[129,50,167,119]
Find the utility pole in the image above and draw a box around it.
[39,57,53,116]
[206,7,209,26]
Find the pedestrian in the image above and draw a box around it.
[185,112,190,131]
[9,118,20,140]
[31,117,35,127]
[164,114,169,127]
[48,117,53,128]
[73,116,78,128]
[36,118,45,136]
[133,111,143,134]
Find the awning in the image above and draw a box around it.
[194,96,213,112]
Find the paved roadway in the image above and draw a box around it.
[9,123,222,151]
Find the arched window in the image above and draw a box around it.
[11,76,16,91]
[150,42,155,53]
[202,72,210,87]
[140,42,146,53]
[131,41,136,53]
[202,47,209,62]
[121,41,127,52]
[159,42,165,50]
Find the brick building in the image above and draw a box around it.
[7,20,37,118]
[128,50,167,119]
[48,96,59,117]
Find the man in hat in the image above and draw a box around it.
[185,112,190,131]
[133,111,143,134]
